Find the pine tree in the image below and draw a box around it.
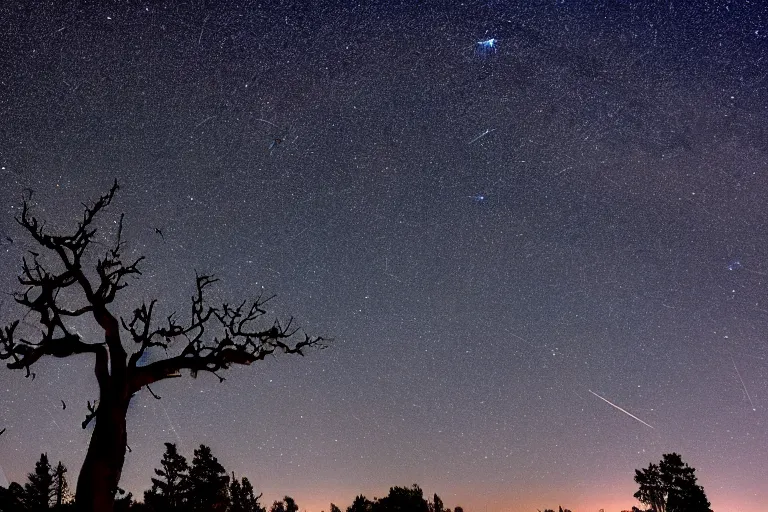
[241,478,265,512]
[144,442,190,512]
[52,462,69,508]
[430,494,444,512]
[330,504,342,512]
[229,473,265,512]
[24,453,54,510]
[230,477,243,512]
[187,445,229,512]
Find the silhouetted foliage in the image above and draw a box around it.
[429,494,444,512]
[114,488,135,512]
[284,496,299,512]
[52,462,69,508]
[143,442,190,512]
[270,496,298,512]
[229,473,265,512]
[373,485,429,512]
[187,445,230,512]
[347,495,374,512]
[634,453,712,512]
[4,442,682,512]
[0,183,324,512]
[0,482,28,511]
[0,455,72,512]
[24,453,54,510]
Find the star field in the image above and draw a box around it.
[1,1,767,511]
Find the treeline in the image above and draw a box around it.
[0,443,468,512]
[0,446,711,512]
[0,453,70,511]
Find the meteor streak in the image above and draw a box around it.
[588,389,655,429]
[731,356,756,411]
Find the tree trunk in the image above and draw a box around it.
[55,464,65,506]
[75,389,129,512]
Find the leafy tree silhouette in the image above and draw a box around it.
[634,462,665,512]
[144,443,190,512]
[114,488,135,512]
[229,472,265,512]
[373,485,429,512]
[330,504,342,512]
[0,482,28,511]
[634,453,712,512]
[270,496,298,512]
[346,495,374,512]
[0,183,325,512]
[187,445,230,512]
[284,496,299,512]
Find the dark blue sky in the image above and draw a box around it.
[1,1,767,510]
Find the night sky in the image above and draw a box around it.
[1,1,767,511]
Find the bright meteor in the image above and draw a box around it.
[588,389,655,429]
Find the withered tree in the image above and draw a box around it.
[0,182,324,512]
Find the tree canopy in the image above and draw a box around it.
[634,453,712,512]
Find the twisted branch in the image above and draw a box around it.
[127,273,325,392]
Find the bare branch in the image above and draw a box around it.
[95,213,145,304]
[128,273,326,392]
[1,182,328,512]
[146,385,161,400]
[2,181,132,380]
[82,400,98,429]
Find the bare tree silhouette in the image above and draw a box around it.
[0,182,325,512]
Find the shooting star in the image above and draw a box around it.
[731,356,756,411]
[154,396,184,448]
[468,128,495,145]
[588,389,655,429]
[44,408,61,430]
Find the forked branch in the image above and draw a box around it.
[127,273,326,392]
